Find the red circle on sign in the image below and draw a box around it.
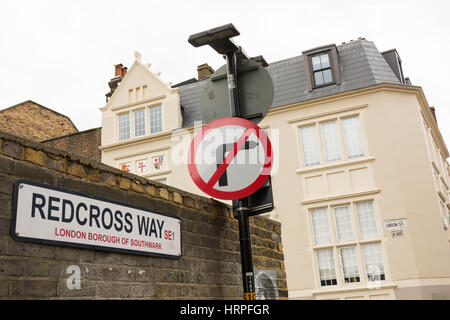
[187,117,273,200]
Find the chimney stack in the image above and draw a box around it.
[114,63,123,77]
[430,106,438,126]
[251,55,269,67]
[106,63,128,102]
[197,63,214,81]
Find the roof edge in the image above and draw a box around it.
[40,127,101,143]
[0,99,79,132]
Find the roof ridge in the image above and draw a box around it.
[0,100,79,132]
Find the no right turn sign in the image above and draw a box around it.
[187,117,273,200]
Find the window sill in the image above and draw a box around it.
[300,188,380,205]
[100,130,172,151]
[142,170,171,178]
[312,239,382,251]
[110,95,166,112]
[312,81,337,90]
[296,156,375,175]
[312,282,397,296]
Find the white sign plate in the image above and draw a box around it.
[383,218,407,231]
[12,180,181,258]
[391,230,404,238]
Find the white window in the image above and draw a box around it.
[118,113,130,141]
[300,125,321,167]
[356,201,378,239]
[342,117,365,159]
[321,121,341,162]
[362,243,385,281]
[311,53,333,86]
[333,205,354,242]
[316,249,337,286]
[311,200,386,288]
[311,208,331,245]
[150,105,162,134]
[134,109,146,137]
[299,115,365,168]
[339,246,360,283]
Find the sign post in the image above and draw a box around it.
[188,23,274,300]
[225,48,257,300]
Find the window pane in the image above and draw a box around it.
[134,109,145,137]
[356,202,378,239]
[314,71,324,85]
[150,105,162,134]
[316,249,337,287]
[362,243,385,281]
[312,53,330,70]
[300,125,321,167]
[342,117,365,159]
[118,113,130,141]
[321,121,342,162]
[311,208,331,245]
[333,206,354,242]
[340,247,360,283]
[320,53,330,69]
[322,69,333,83]
[311,55,322,71]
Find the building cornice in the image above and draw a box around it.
[110,95,167,112]
[100,130,173,151]
[267,83,449,158]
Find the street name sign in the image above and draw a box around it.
[187,117,273,200]
[11,180,181,258]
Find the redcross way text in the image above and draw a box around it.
[12,180,181,258]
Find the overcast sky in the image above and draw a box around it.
[0,0,449,156]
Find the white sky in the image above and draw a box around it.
[0,0,449,154]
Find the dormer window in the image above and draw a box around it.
[311,52,332,86]
[303,44,341,91]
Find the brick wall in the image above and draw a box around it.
[41,128,101,162]
[0,101,78,142]
[0,130,287,299]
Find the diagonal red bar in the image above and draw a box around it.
[206,128,254,188]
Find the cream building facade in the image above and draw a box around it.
[100,40,450,299]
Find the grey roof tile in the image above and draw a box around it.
[177,39,402,127]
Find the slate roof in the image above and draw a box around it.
[177,39,402,128]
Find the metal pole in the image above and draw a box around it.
[224,51,256,300]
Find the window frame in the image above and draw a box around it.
[310,207,332,246]
[118,112,131,141]
[316,248,338,287]
[310,51,334,88]
[320,120,343,163]
[298,114,366,168]
[303,44,341,91]
[133,108,146,138]
[339,246,361,284]
[309,199,387,288]
[355,201,379,240]
[299,123,322,167]
[333,205,355,243]
[361,242,386,282]
[149,104,163,134]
